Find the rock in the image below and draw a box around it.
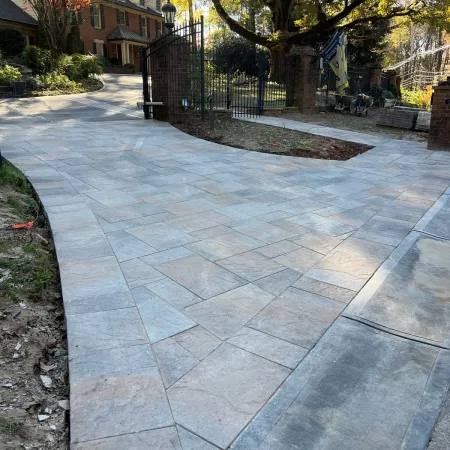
[58,399,70,410]
[12,353,19,359]
[415,110,431,131]
[38,414,50,422]
[14,342,22,351]
[53,348,67,357]
[40,375,52,389]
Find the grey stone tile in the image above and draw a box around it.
[306,237,394,291]
[254,268,302,296]
[293,276,357,304]
[185,284,274,340]
[106,229,157,262]
[153,337,200,387]
[67,307,148,354]
[85,189,139,207]
[227,327,307,369]
[146,276,202,309]
[133,211,177,225]
[164,183,211,199]
[214,202,279,221]
[185,230,264,262]
[352,216,415,246]
[156,254,246,299]
[140,246,194,266]
[329,207,379,229]
[166,214,219,232]
[274,247,323,274]
[244,318,444,450]
[127,223,198,251]
[232,219,298,244]
[285,213,355,237]
[217,251,285,282]
[73,428,182,449]
[248,287,344,348]
[69,344,156,381]
[162,198,218,216]
[288,231,343,255]
[53,229,113,261]
[176,426,219,450]
[132,286,196,343]
[96,216,137,232]
[198,181,248,194]
[60,256,134,315]
[172,326,222,360]
[270,218,312,236]
[254,240,302,258]
[132,202,164,216]
[190,224,234,240]
[71,363,173,443]
[168,343,290,449]
[120,258,165,288]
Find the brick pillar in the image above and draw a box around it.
[428,81,450,150]
[150,40,191,122]
[289,46,317,114]
[369,64,382,87]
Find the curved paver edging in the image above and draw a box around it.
[1,81,449,449]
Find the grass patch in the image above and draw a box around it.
[27,78,103,97]
[0,416,24,437]
[0,162,29,193]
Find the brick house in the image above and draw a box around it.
[78,0,163,70]
[0,0,37,47]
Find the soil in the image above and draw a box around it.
[0,162,68,450]
[266,108,428,142]
[175,119,371,160]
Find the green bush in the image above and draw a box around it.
[401,87,432,110]
[0,64,22,85]
[23,46,52,75]
[368,85,385,107]
[38,72,76,89]
[0,29,26,58]
[55,53,102,81]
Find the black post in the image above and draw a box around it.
[200,16,205,121]
[140,46,150,119]
[325,67,329,105]
[257,56,266,116]
[226,71,231,110]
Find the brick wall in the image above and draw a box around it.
[78,2,161,58]
[428,85,450,150]
[0,19,37,45]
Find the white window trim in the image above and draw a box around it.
[141,16,147,37]
[92,4,102,29]
[94,40,105,57]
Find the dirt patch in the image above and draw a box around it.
[266,108,428,142]
[175,119,371,161]
[0,162,68,450]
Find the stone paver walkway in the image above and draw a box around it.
[0,75,449,449]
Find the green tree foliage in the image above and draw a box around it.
[22,45,52,75]
[210,0,450,58]
[0,29,26,58]
[208,30,269,74]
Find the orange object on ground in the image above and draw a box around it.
[11,221,34,229]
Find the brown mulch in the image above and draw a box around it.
[175,119,371,161]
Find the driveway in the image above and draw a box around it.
[0,74,449,449]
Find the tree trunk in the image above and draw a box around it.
[269,47,288,84]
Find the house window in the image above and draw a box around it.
[156,0,161,11]
[156,21,162,37]
[141,16,147,36]
[92,5,102,29]
[140,0,145,5]
[94,41,104,56]
[118,10,126,25]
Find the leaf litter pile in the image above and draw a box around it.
[175,119,371,160]
[0,162,68,449]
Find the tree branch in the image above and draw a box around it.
[210,0,269,46]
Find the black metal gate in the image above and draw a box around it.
[140,18,205,121]
[140,19,295,121]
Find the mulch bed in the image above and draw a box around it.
[175,119,371,161]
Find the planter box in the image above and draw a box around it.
[13,81,25,96]
[103,67,136,74]
[376,106,424,130]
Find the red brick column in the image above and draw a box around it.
[289,46,318,114]
[428,83,450,150]
[150,40,191,122]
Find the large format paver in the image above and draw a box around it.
[1,75,450,449]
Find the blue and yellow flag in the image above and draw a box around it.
[321,32,349,94]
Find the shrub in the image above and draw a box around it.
[54,53,102,81]
[401,87,432,110]
[368,85,385,107]
[0,64,22,85]
[0,29,26,58]
[23,46,52,75]
[38,72,76,89]
[123,63,135,70]
[24,76,44,90]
